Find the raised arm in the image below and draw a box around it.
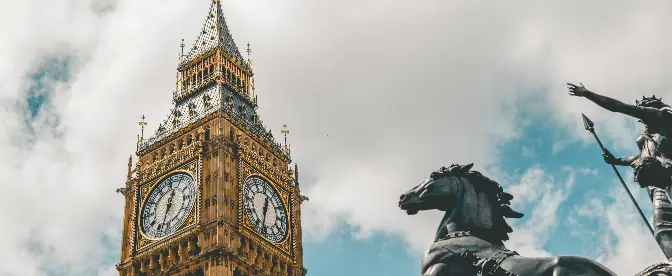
[605,152,641,167]
[567,83,672,123]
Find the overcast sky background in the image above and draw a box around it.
[1,0,672,275]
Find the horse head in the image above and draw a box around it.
[398,163,524,243]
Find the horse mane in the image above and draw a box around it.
[430,164,523,243]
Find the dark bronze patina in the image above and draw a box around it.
[399,164,616,276]
[568,83,672,258]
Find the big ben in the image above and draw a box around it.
[115,1,308,275]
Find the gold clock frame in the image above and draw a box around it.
[136,158,202,251]
[238,160,293,255]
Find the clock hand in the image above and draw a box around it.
[260,197,270,234]
[162,190,177,224]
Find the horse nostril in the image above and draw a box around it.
[400,194,407,201]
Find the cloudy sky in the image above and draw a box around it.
[2,0,672,275]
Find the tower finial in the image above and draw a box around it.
[247,42,256,100]
[281,124,290,154]
[180,39,185,57]
[138,115,148,141]
[126,155,133,181]
[246,42,252,63]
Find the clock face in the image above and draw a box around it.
[243,176,289,243]
[140,172,197,239]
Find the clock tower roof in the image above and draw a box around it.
[179,0,250,71]
[135,0,289,162]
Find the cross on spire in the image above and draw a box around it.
[138,115,148,141]
[281,125,290,153]
[180,39,185,57]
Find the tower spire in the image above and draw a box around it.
[179,0,249,71]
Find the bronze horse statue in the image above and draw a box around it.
[399,163,624,276]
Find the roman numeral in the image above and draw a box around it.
[245,208,255,216]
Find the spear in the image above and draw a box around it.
[581,114,664,251]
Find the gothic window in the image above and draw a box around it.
[190,236,201,256]
[205,126,210,141]
[187,135,193,145]
[209,64,214,76]
[233,268,241,276]
[169,144,175,155]
[178,139,184,150]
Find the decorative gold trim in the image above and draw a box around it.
[238,161,293,255]
[238,141,291,191]
[135,157,202,252]
[138,169,197,241]
[139,140,203,183]
[137,113,215,156]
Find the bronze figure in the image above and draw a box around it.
[399,164,616,276]
[568,83,672,257]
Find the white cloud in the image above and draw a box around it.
[3,0,672,275]
[573,185,665,275]
[504,166,580,257]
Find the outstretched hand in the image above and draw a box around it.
[602,150,619,165]
[567,82,589,97]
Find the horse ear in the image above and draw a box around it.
[501,192,514,201]
[460,163,474,173]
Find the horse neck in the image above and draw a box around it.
[435,214,505,246]
[433,180,504,245]
[434,210,482,242]
[434,211,452,242]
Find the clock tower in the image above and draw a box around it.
[115,1,308,275]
